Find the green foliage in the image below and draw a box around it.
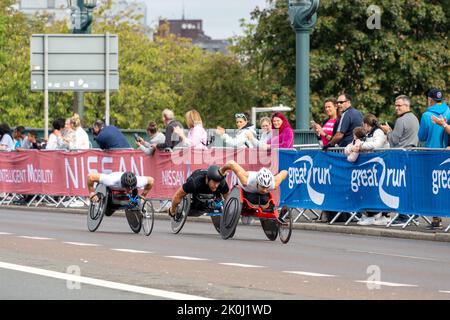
[233,0,450,124]
[0,0,255,130]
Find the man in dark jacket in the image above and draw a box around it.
[150,109,183,151]
[92,120,131,150]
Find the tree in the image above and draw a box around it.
[233,0,450,124]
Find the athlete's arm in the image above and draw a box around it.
[87,173,101,197]
[170,186,188,215]
[273,170,288,189]
[140,176,154,198]
[220,160,249,186]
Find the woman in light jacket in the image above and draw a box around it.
[215,112,256,148]
[358,113,390,151]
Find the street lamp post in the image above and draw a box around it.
[69,0,97,120]
[288,0,319,130]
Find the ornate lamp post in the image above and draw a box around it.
[68,0,97,119]
[288,0,319,130]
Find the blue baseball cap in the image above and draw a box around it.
[427,88,445,102]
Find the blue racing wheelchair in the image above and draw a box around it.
[87,184,154,236]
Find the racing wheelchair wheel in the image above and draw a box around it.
[278,206,292,244]
[220,186,242,240]
[211,215,221,233]
[125,208,142,234]
[171,195,190,234]
[141,200,155,236]
[260,218,279,241]
[87,184,108,232]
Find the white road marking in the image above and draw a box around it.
[0,232,12,235]
[219,263,265,268]
[346,249,438,262]
[0,261,211,300]
[439,290,450,294]
[165,256,209,261]
[111,249,153,254]
[355,280,418,287]
[18,236,54,240]
[283,271,337,278]
[63,242,100,247]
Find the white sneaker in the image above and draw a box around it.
[357,215,375,226]
[373,216,390,226]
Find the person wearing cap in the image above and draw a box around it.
[418,88,450,148]
[168,165,230,218]
[215,112,257,148]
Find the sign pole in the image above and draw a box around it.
[44,34,49,140]
[105,32,110,126]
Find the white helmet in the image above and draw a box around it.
[256,168,274,189]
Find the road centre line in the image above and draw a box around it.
[18,236,55,240]
[355,280,418,287]
[0,232,13,235]
[219,263,265,268]
[439,290,450,294]
[111,249,153,254]
[346,249,438,262]
[283,271,336,277]
[165,256,209,261]
[0,261,211,300]
[63,242,101,247]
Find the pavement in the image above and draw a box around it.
[2,203,450,243]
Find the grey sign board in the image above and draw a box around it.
[30,34,119,92]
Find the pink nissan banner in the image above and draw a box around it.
[0,148,279,201]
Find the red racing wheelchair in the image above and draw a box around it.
[219,186,292,243]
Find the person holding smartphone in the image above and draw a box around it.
[312,98,339,147]
[136,121,165,155]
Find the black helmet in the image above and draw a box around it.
[207,165,224,182]
[121,171,137,189]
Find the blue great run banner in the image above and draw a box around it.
[278,149,450,218]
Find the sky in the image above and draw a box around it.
[143,0,269,39]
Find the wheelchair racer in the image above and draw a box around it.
[219,160,288,222]
[87,171,154,207]
[168,165,229,218]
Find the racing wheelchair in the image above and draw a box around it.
[219,186,292,243]
[171,193,224,234]
[87,184,154,236]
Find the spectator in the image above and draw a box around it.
[327,94,363,148]
[266,112,294,149]
[71,113,90,149]
[418,88,450,148]
[46,118,66,150]
[92,120,131,150]
[359,113,390,151]
[152,109,184,151]
[215,112,256,148]
[21,130,45,150]
[424,88,448,230]
[247,117,272,147]
[57,118,77,150]
[379,95,419,148]
[344,126,366,162]
[136,121,165,155]
[313,98,339,147]
[174,109,207,149]
[13,126,26,149]
[0,123,15,151]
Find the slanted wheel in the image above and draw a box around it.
[87,184,108,232]
[171,195,190,234]
[220,187,242,240]
[278,206,292,244]
[125,208,142,234]
[260,218,278,241]
[141,200,155,236]
[211,215,221,233]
